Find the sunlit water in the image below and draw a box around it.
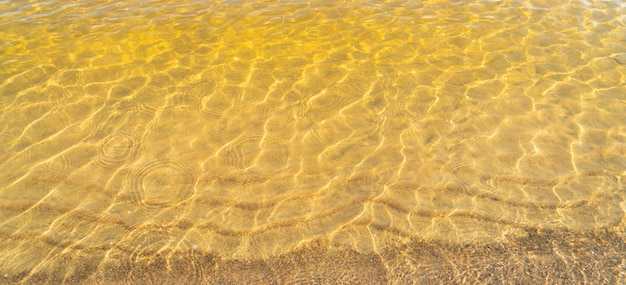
[1,0,625,283]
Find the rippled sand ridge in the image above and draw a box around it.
[1,0,625,283]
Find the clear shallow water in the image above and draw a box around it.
[1,0,625,283]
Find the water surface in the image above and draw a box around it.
[1,0,625,283]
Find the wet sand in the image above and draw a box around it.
[11,228,626,284]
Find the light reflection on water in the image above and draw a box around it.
[0,0,625,283]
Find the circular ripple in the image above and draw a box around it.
[200,86,242,117]
[123,159,196,207]
[218,134,290,176]
[95,133,140,168]
[42,154,70,174]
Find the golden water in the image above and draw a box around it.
[1,0,625,283]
